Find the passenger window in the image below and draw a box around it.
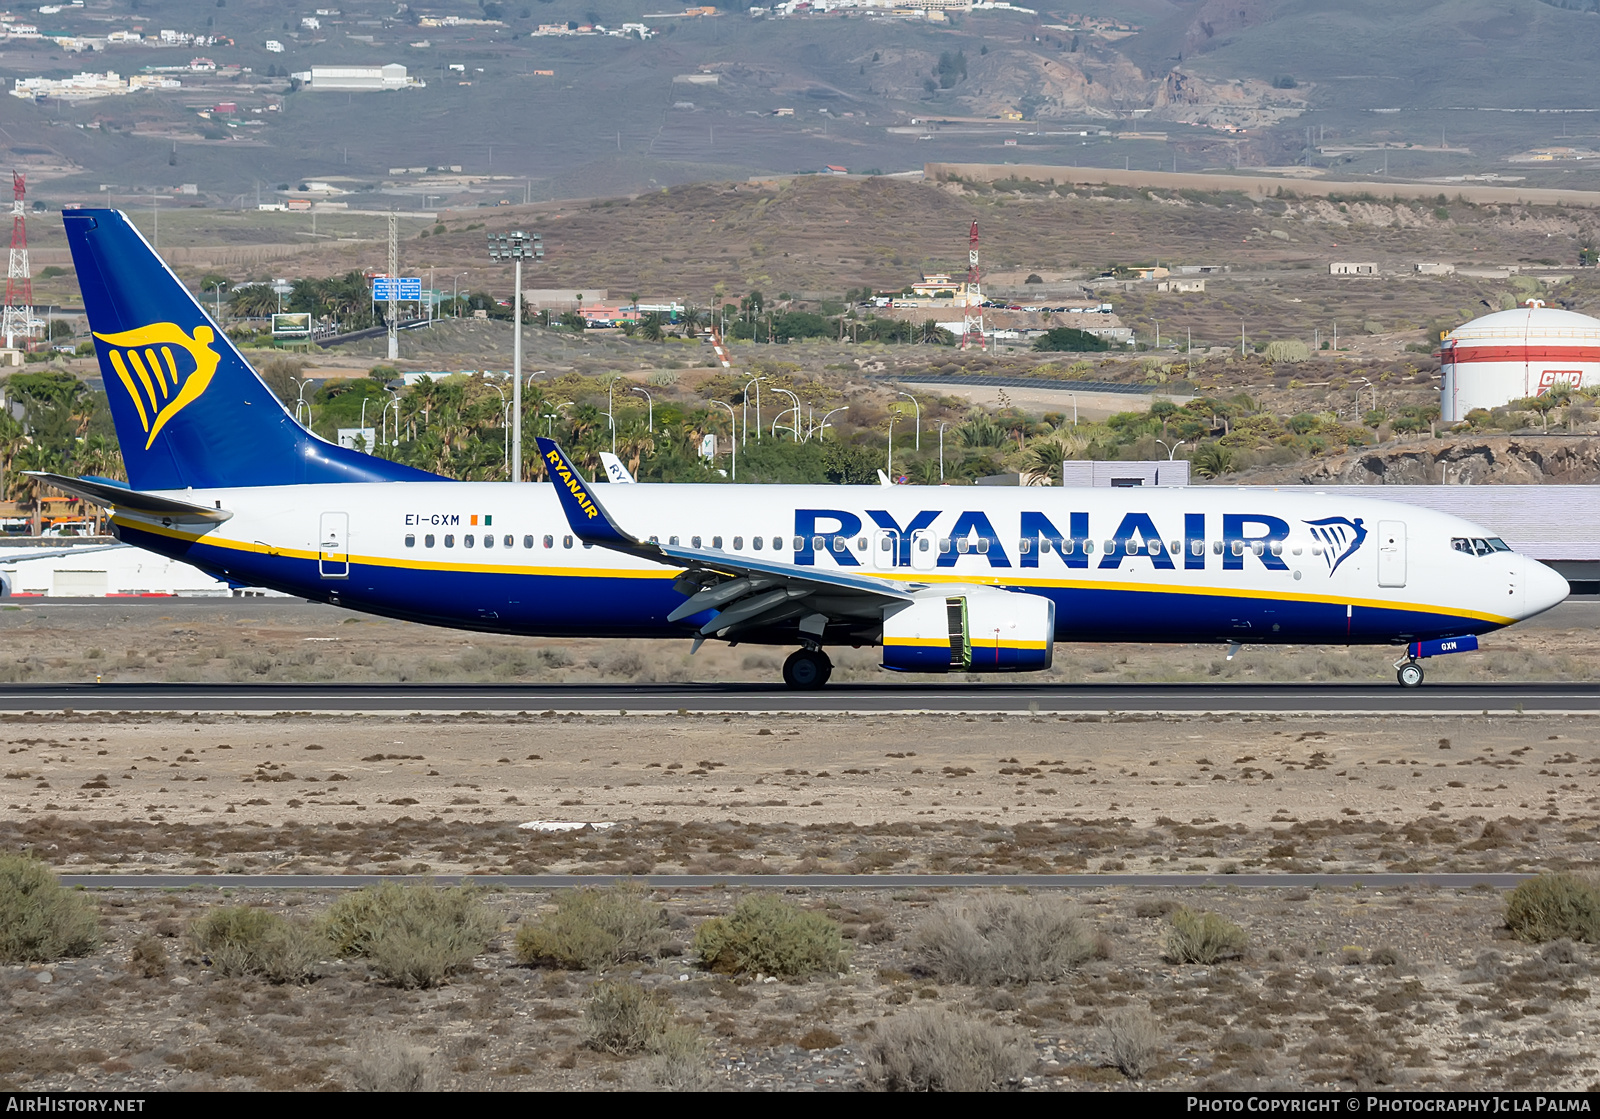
[543,535,553,549]
[1212,540,1223,555]
[563,535,573,549]
[752,536,763,551]
[504,535,513,548]
[1019,538,1031,555]
[1231,541,1244,556]
[1311,544,1323,556]
[879,537,892,552]
[732,536,743,551]
[918,537,931,553]
[1250,541,1263,556]
[1191,541,1203,556]
[444,534,455,548]
[523,535,534,549]
[1168,540,1179,554]
[812,535,824,551]
[425,534,435,548]
[857,537,867,551]
[774,537,785,551]
[692,536,702,548]
[1147,540,1161,556]
[669,535,680,546]
[977,539,990,554]
[464,534,475,548]
[1104,540,1115,554]
[404,534,415,548]
[939,537,951,553]
[832,536,846,553]
[1062,540,1075,555]
[1269,541,1282,557]
[1083,540,1094,554]
[956,539,969,554]
[483,534,493,549]
[712,536,723,550]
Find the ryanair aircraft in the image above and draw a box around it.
[35,209,1569,689]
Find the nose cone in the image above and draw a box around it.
[1522,557,1570,619]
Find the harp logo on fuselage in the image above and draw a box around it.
[92,322,222,450]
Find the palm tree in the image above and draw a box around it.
[639,312,665,343]
[678,304,706,338]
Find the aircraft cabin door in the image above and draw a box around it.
[910,528,938,571]
[872,528,901,571]
[1376,520,1406,588]
[319,512,349,579]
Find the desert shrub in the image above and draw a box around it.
[912,893,1094,985]
[515,884,669,969]
[693,894,844,977]
[585,979,673,1055]
[346,1038,437,1092]
[188,905,319,983]
[640,1022,712,1091]
[1505,873,1600,944]
[0,854,99,964]
[321,882,498,988]
[127,934,169,978]
[1105,1004,1161,1079]
[861,1007,1029,1092]
[1165,906,1247,964]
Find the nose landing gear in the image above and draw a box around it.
[782,648,833,689]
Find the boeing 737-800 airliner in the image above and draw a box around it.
[29,209,1570,688]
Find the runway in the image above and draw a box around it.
[3,680,1600,715]
[58,872,1532,891]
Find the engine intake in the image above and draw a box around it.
[881,587,1055,673]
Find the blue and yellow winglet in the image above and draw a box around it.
[536,438,656,557]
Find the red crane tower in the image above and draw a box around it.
[960,219,985,351]
[3,171,33,349]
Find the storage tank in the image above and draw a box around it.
[1440,299,1600,422]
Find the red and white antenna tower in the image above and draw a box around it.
[960,219,985,351]
[3,171,34,349]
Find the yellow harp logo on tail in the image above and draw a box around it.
[92,323,222,450]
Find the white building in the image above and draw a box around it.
[0,544,284,598]
[305,64,420,91]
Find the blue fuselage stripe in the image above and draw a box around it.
[124,525,1495,645]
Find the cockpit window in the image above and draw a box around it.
[1453,536,1513,556]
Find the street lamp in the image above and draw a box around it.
[742,375,762,446]
[490,382,509,475]
[452,272,468,318]
[631,385,654,433]
[709,399,736,481]
[1354,376,1378,415]
[771,387,800,441]
[896,391,921,450]
[606,379,617,456]
[290,377,313,429]
[818,406,847,440]
[487,230,544,481]
[1155,438,1186,461]
[887,413,896,479]
[937,420,952,482]
[205,281,227,326]
[544,401,572,437]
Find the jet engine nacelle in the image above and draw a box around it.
[881,586,1055,673]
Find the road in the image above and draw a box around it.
[57,872,1531,891]
[3,680,1600,715]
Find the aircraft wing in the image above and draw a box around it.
[24,472,233,525]
[535,438,909,641]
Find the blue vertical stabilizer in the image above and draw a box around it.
[63,208,446,490]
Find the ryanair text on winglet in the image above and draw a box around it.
[546,449,600,520]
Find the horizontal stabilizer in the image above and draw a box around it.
[25,472,232,524]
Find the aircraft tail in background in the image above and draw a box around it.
[62,208,444,491]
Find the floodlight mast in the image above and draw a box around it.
[488,230,544,481]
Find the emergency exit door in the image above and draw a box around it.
[319,512,349,578]
[1377,520,1406,588]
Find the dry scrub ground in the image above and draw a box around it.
[4,879,1599,1092]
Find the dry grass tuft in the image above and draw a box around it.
[321,882,499,989]
[188,905,319,983]
[514,884,669,969]
[1165,906,1247,964]
[126,933,169,978]
[0,853,98,964]
[1505,872,1600,944]
[860,1006,1029,1092]
[346,1037,437,1092]
[1105,1004,1162,1079]
[911,893,1095,985]
[693,894,844,977]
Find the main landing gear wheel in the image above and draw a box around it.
[783,649,833,690]
[1396,662,1424,688]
